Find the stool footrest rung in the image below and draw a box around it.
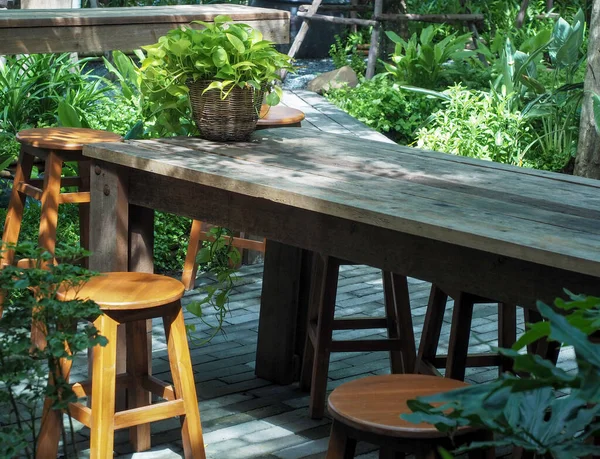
[198,231,265,253]
[142,375,176,401]
[15,181,91,204]
[58,191,91,204]
[333,317,389,330]
[114,399,186,430]
[15,182,43,200]
[68,402,92,428]
[428,353,502,369]
[71,374,132,397]
[330,339,404,353]
[68,399,187,431]
[29,176,84,188]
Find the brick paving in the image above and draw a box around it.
[62,262,574,458]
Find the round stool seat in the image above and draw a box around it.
[16,127,123,151]
[58,272,185,310]
[257,105,305,127]
[328,374,473,439]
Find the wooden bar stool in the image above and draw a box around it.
[256,104,305,129]
[181,104,305,290]
[1,127,123,267]
[416,285,518,380]
[36,272,205,459]
[326,374,492,459]
[301,255,416,419]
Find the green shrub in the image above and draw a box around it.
[382,25,474,89]
[329,32,368,76]
[325,77,441,144]
[415,85,531,165]
[86,99,139,136]
[153,212,192,274]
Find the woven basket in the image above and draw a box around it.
[187,80,264,142]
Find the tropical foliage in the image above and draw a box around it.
[403,293,600,458]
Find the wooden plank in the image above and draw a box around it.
[0,19,288,54]
[83,137,600,277]
[291,90,394,143]
[157,135,600,229]
[121,168,600,308]
[98,132,600,227]
[0,5,289,54]
[281,92,354,136]
[0,5,289,27]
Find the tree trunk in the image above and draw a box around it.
[574,0,600,179]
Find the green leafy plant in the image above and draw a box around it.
[403,292,600,458]
[325,76,441,144]
[414,84,532,165]
[140,15,294,116]
[329,31,368,76]
[186,227,241,341]
[382,26,474,89]
[0,243,107,458]
[0,53,113,134]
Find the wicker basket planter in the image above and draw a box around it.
[188,80,264,142]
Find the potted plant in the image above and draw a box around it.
[140,15,294,141]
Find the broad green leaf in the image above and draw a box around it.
[170,38,191,57]
[265,91,280,106]
[212,46,229,67]
[57,101,82,128]
[124,121,144,140]
[385,30,404,45]
[592,93,600,134]
[226,33,246,54]
[420,26,434,46]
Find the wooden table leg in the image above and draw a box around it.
[256,239,310,384]
[88,160,131,419]
[89,160,129,273]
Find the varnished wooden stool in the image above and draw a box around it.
[37,272,205,459]
[416,285,517,380]
[256,104,305,129]
[1,127,123,267]
[301,255,416,419]
[181,104,305,290]
[326,374,492,459]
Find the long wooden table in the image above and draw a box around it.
[0,4,289,54]
[84,128,600,384]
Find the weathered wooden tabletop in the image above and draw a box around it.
[84,127,600,383]
[0,4,289,54]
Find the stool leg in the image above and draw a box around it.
[182,219,203,291]
[164,301,206,459]
[498,303,517,375]
[1,150,34,266]
[326,420,356,459]
[524,309,561,364]
[309,256,340,419]
[300,253,327,391]
[36,349,74,459]
[126,320,151,451]
[38,152,63,257]
[445,292,475,381]
[416,285,448,374]
[90,313,119,459]
[78,159,91,267]
[382,271,415,374]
